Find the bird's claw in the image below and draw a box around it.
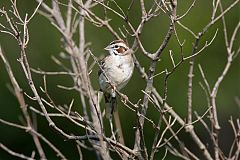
[120,93,128,104]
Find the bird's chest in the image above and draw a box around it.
[104,55,133,87]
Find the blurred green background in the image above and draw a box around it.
[0,0,239,159]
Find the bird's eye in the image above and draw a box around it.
[114,45,119,49]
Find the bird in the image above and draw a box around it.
[98,39,134,119]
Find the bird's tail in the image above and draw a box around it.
[104,92,125,145]
[104,93,117,119]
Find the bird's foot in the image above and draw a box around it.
[120,93,128,104]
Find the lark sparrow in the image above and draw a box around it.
[98,40,134,118]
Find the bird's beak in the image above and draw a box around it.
[104,45,111,50]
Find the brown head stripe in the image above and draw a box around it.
[110,39,127,46]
